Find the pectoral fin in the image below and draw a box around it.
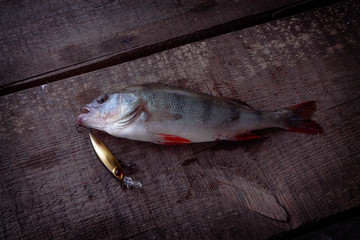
[112,102,146,129]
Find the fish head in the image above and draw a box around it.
[77,92,140,131]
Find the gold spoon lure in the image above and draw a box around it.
[89,132,142,188]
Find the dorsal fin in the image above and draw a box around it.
[223,97,254,109]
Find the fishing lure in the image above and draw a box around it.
[89,132,142,188]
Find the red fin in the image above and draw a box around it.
[162,141,191,146]
[285,101,323,134]
[157,134,192,145]
[232,132,260,141]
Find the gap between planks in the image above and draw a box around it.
[0,0,343,97]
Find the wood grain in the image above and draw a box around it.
[1,1,360,239]
[0,0,338,95]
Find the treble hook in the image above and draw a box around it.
[76,124,90,133]
[117,158,136,175]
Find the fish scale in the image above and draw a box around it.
[137,86,240,126]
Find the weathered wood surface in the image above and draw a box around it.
[0,0,334,94]
[1,1,360,239]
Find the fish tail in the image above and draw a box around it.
[283,101,323,134]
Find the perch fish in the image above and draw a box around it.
[77,84,323,145]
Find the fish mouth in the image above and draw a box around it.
[80,106,90,113]
[77,105,105,128]
[77,106,92,125]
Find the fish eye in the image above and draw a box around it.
[97,94,108,104]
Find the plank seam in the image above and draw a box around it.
[0,0,343,96]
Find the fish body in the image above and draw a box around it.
[77,84,322,145]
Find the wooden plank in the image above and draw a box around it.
[0,0,338,95]
[1,1,359,239]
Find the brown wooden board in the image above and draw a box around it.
[1,1,360,239]
[0,0,337,94]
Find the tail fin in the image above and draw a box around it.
[284,101,323,134]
